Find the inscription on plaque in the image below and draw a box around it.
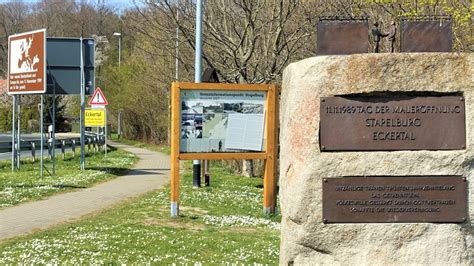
[320,96,465,151]
[322,176,467,223]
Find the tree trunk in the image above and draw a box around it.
[242,159,254,177]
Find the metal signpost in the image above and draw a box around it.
[7,30,95,174]
[7,29,47,172]
[193,0,203,188]
[88,87,109,157]
[45,37,95,171]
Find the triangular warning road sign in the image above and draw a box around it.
[89,87,108,106]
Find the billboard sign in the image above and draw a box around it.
[7,29,46,94]
[180,90,267,153]
[46,38,95,95]
[85,108,106,127]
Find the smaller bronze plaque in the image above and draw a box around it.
[400,20,452,52]
[320,96,465,151]
[322,176,467,223]
[317,21,368,55]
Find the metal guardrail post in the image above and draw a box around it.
[72,139,76,158]
[61,140,66,159]
[48,141,52,159]
[31,142,36,163]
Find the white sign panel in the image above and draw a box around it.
[180,90,266,153]
[224,113,265,151]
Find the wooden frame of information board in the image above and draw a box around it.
[170,82,278,216]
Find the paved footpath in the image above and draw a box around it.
[0,141,170,241]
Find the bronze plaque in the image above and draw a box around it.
[322,176,467,223]
[400,20,452,52]
[320,96,465,151]
[317,21,368,55]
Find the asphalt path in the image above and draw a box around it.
[0,141,170,240]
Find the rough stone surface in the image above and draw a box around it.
[279,53,473,265]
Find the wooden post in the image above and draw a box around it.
[263,84,278,214]
[170,82,181,217]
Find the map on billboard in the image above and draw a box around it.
[8,29,46,94]
[180,90,266,153]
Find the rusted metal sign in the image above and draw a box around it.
[322,176,467,223]
[320,96,465,151]
[317,21,368,55]
[400,20,452,52]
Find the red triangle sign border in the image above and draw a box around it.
[89,87,109,106]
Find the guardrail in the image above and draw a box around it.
[0,133,106,161]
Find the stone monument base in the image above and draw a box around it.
[279,53,473,265]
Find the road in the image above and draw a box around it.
[0,133,41,142]
[0,132,80,142]
[0,149,64,161]
[0,132,82,161]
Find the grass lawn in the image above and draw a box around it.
[0,161,281,264]
[0,147,137,208]
[109,133,171,155]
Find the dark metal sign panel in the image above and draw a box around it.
[320,96,465,151]
[317,21,368,55]
[46,38,95,95]
[323,176,467,223]
[400,20,452,52]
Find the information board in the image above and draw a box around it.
[170,82,278,216]
[85,109,105,127]
[8,29,46,94]
[180,90,266,153]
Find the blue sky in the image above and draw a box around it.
[0,0,139,12]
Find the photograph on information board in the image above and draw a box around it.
[180,90,266,153]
